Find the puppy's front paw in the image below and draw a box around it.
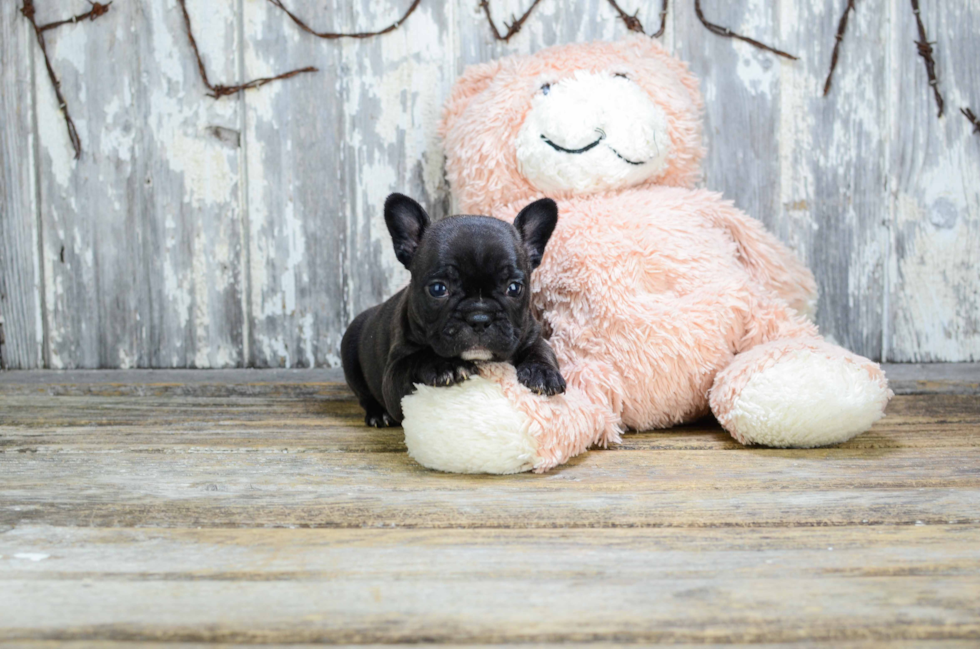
[517,362,566,396]
[365,407,397,428]
[416,358,478,388]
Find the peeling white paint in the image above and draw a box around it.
[892,149,980,361]
[777,39,816,263]
[11,0,979,369]
[163,255,192,332]
[35,70,75,188]
[101,92,136,163]
[732,0,778,98]
[151,0,186,85]
[117,347,136,369]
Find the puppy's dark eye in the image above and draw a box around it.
[506,281,524,297]
[540,83,551,95]
[428,282,448,298]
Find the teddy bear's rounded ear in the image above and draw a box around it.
[439,59,504,139]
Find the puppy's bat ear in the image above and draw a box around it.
[513,198,558,270]
[384,193,430,269]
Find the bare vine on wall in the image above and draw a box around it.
[909,0,943,117]
[820,0,976,134]
[482,0,795,59]
[177,0,318,99]
[692,0,796,59]
[482,0,977,134]
[20,0,422,156]
[180,0,424,98]
[267,0,422,39]
[823,0,855,96]
[607,0,668,38]
[480,0,544,42]
[20,0,113,159]
[963,108,980,134]
[20,0,979,159]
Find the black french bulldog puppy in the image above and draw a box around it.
[341,193,566,427]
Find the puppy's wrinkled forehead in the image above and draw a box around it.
[418,216,524,278]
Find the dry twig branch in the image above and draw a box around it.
[267,0,421,39]
[823,0,856,96]
[480,0,543,42]
[962,107,980,134]
[38,0,110,32]
[694,0,797,60]
[606,0,669,39]
[177,0,317,98]
[482,0,792,58]
[910,0,944,117]
[20,0,113,159]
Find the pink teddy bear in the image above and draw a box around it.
[400,37,892,474]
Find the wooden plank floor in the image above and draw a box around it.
[0,366,978,646]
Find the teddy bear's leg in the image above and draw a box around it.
[401,361,618,474]
[401,371,539,474]
[709,338,891,447]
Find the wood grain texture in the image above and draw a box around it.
[1,526,979,643]
[0,392,976,450]
[3,452,979,529]
[882,362,980,394]
[1,363,976,392]
[777,0,888,358]
[339,0,456,321]
[4,645,979,649]
[454,0,629,79]
[674,0,783,263]
[2,0,979,367]
[0,371,979,643]
[1,387,979,531]
[5,645,980,649]
[888,0,980,362]
[0,1,42,369]
[31,0,247,369]
[241,0,347,369]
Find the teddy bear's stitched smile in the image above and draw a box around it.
[539,133,603,154]
[539,131,647,165]
[609,148,646,166]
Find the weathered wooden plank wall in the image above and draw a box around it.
[0,0,977,368]
[0,2,42,369]
[889,0,980,362]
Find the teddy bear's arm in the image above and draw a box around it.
[708,202,818,319]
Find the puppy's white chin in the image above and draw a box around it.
[460,349,494,361]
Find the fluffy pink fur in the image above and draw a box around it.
[438,37,890,471]
[441,38,705,211]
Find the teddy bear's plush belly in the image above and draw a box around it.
[531,189,760,431]
[546,278,750,431]
[614,288,746,430]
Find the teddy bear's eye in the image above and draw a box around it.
[540,83,551,95]
[614,72,630,80]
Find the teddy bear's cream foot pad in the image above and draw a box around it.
[402,377,539,474]
[715,341,892,448]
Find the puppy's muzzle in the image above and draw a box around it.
[465,311,492,331]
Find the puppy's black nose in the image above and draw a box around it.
[466,312,492,329]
